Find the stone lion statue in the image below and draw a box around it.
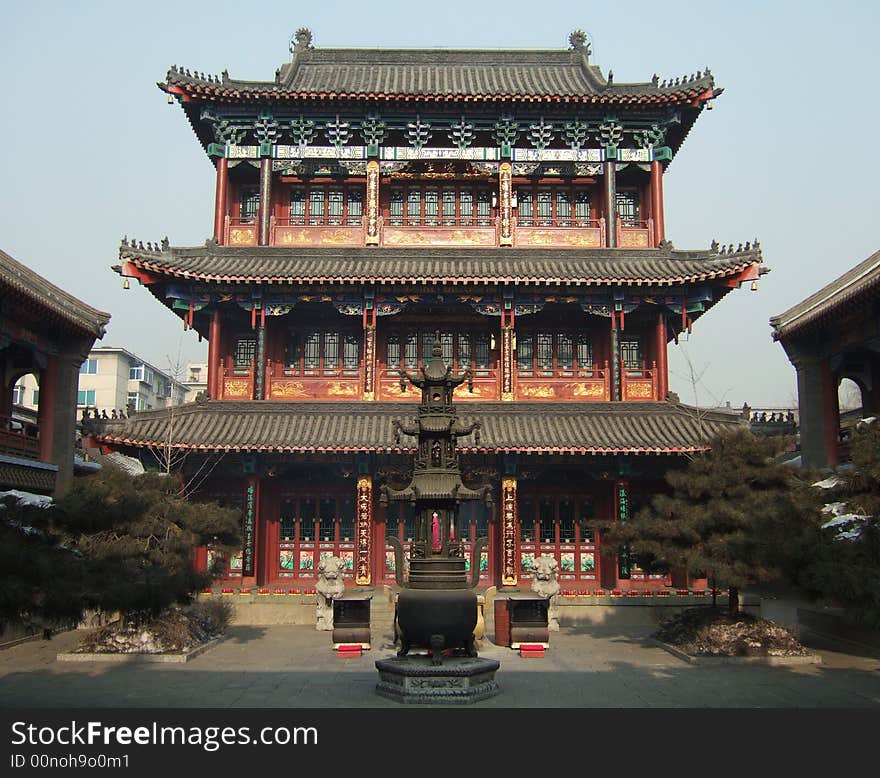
[315,556,346,631]
[530,554,561,631]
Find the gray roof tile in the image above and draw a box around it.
[92,401,745,454]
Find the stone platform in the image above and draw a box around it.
[375,655,500,704]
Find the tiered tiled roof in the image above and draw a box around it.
[118,242,763,288]
[771,248,880,341]
[163,46,717,106]
[90,401,745,455]
[0,249,110,338]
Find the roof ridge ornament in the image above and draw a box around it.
[568,29,591,57]
[290,27,313,57]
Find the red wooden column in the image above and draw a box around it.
[604,160,617,248]
[213,157,229,245]
[655,312,668,401]
[208,308,221,400]
[37,355,58,462]
[650,160,665,246]
[258,157,272,246]
[822,360,840,467]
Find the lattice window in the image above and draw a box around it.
[234,337,256,368]
[577,334,593,372]
[288,185,364,226]
[387,328,490,373]
[539,499,556,543]
[388,185,493,227]
[517,330,595,377]
[343,335,360,374]
[616,190,640,226]
[286,331,357,376]
[620,337,642,372]
[338,497,355,542]
[239,186,259,223]
[516,185,594,227]
[319,498,336,541]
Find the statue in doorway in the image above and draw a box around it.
[315,555,346,631]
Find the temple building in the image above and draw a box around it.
[90,29,764,591]
[772,248,880,468]
[0,249,110,495]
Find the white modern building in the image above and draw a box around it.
[14,347,187,416]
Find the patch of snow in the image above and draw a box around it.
[821,502,848,516]
[812,476,842,489]
[0,490,53,507]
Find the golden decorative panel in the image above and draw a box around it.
[275,227,360,246]
[519,384,557,399]
[625,382,653,399]
[572,382,606,398]
[518,228,602,247]
[270,380,309,399]
[382,228,495,247]
[228,227,257,246]
[619,230,650,248]
[223,379,251,398]
[326,382,359,397]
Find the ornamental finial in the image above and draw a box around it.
[290,27,313,55]
[568,30,590,55]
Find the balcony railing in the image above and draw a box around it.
[270,216,365,247]
[514,217,605,248]
[224,217,258,246]
[220,362,255,400]
[620,361,659,401]
[219,213,661,249]
[616,218,655,249]
[265,360,361,400]
[0,415,40,459]
[515,361,610,401]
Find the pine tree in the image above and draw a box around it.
[0,467,241,633]
[799,421,880,625]
[590,428,818,611]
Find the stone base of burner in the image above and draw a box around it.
[375,655,500,704]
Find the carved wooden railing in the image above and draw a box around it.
[270,216,365,247]
[265,360,361,400]
[224,216,258,246]
[616,218,655,248]
[377,366,500,402]
[620,361,659,401]
[220,362,255,400]
[515,361,610,401]
[0,415,40,459]
[514,217,606,248]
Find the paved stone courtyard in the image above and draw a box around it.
[2,622,879,709]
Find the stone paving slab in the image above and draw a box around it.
[1,623,879,708]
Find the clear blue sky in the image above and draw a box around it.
[2,0,878,406]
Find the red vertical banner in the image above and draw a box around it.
[499,161,512,246]
[501,325,514,401]
[243,477,258,578]
[356,476,372,585]
[501,477,518,586]
[365,159,380,245]
[213,157,228,245]
[363,324,376,401]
